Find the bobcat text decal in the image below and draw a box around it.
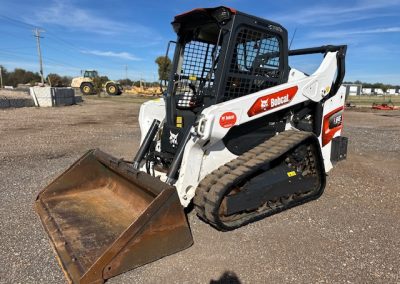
[219,112,237,128]
[247,86,298,117]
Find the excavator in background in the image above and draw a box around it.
[71,70,122,96]
[36,7,348,284]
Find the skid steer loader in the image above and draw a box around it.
[36,6,348,284]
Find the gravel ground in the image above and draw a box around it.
[0,89,30,98]
[0,99,399,284]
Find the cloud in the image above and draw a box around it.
[25,0,158,37]
[81,50,141,61]
[270,0,400,26]
[310,27,400,39]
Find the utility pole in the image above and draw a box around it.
[125,65,128,80]
[33,28,45,85]
[0,66,3,89]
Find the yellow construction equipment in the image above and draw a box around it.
[71,70,122,96]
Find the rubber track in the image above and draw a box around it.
[193,130,324,231]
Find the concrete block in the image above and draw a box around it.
[0,96,35,109]
[30,87,76,107]
[0,97,11,108]
[9,98,35,108]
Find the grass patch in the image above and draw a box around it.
[83,93,400,107]
[346,95,400,106]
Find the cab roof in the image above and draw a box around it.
[172,6,285,34]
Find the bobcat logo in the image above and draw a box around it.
[260,99,269,110]
[169,131,179,147]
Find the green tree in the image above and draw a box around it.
[61,76,73,87]
[342,81,400,91]
[92,75,109,92]
[6,68,41,87]
[118,78,133,86]
[47,73,59,86]
[47,73,72,87]
[155,56,172,81]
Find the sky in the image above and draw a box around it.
[0,0,399,84]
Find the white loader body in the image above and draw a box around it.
[139,51,346,206]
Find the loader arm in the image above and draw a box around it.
[199,49,344,142]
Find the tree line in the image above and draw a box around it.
[0,55,171,88]
[0,66,73,88]
[344,80,400,92]
[0,66,42,87]
[0,66,161,88]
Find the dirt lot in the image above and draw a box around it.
[0,98,399,283]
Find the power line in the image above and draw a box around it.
[0,49,37,60]
[0,44,82,74]
[37,30,126,71]
[0,13,137,78]
[0,46,36,51]
[0,49,81,71]
[40,40,113,70]
[45,32,86,53]
[0,15,88,56]
[0,27,32,40]
[289,28,298,50]
[0,14,39,30]
[43,33,122,71]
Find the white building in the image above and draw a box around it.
[387,88,399,95]
[343,84,362,96]
[362,88,372,95]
